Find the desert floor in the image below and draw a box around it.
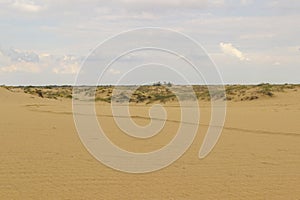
[0,87,299,199]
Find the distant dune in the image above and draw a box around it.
[0,85,299,199]
[3,83,300,103]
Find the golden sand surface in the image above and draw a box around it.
[0,87,299,199]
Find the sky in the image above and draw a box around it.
[0,0,299,85]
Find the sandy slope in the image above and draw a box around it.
[0,87,299,199]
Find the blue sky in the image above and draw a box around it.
[0,0,299,85]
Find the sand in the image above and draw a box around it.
[0,87,299,199]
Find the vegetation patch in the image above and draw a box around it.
[1,83,299,103]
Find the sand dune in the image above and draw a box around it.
[0,87,299,199]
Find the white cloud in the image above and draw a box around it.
[1,48,40,63]
[52,64,79,74]
[0,62,40,73]
[273,62,281,66]
[52,55,80,74]
[220,42,249,61]
[108,68,121,75]
[12,0,43,12]
[0,47,81,75]
[0,48,42,73]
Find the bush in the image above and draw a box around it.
[258,84,274,97]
